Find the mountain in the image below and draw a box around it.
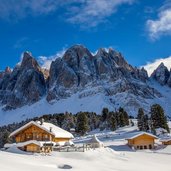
[151,62,171,88]
[0,45,171,125]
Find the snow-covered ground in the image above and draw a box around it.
[1,121,171,171]
[1,80,171,126]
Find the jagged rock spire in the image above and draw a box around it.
[151,62,170,85]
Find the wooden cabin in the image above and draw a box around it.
[7,120,74,153]
[126,132,158,150]
[160,137,171,145]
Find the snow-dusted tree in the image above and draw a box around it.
[87,112,100,131]
[150,104,170,134]
[137,108,149,131]
[76,112,89,135]
[118,107,129,127]
[137,108,144,131]
[109,112,117,131]
[101,108,109,122]
[62,112,75,131]
[143,114,149,131]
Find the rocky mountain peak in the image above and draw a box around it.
[5,66,11,74]
[0,45,165,115]
[0,52,46,110]
[96,48,108,57]
[64,45,92,58]
[151,62,170,85]
[21,51,40,70]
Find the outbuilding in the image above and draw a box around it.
[160,137,171,145]
[86,135,104,148]
[126,132,158,150]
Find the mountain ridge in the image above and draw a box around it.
[0,45,171,125]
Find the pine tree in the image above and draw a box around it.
[62,112,75,131]
[137,108,145,131]
[118,107,129,127]
[123,110,129,126]
[109,113,117,131]
[76,112,89,135]
[143,114,149,131]
[119,112,125,127]
[101,108,109,122]
[2,130,11,145]
[100,108,109,130]
[150,104,170,133]
[137,108,150,132]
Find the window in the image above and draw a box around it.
[140,146,143,150]
[137,146,139,149]
[43,134,49,141]
[149,144,152,149]
[144,145,147,149]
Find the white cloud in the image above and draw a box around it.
[141,56,171,76]
[38,47,67,69]
[67,0,135,27]
[0,0,135,27]
[146,1,171,40]
[0,0,57,20]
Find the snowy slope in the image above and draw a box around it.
[1,46,171,126]
[147,79,171,115]
[0,80,171,126]
[1,122,171,171]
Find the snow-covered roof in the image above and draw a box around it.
[160,137,171,142]
[4,140,40,148]
[87,135,103,144]
[40,122,74,138]
[10,121,74,139]
[125,132,158,140]
[4,140,56,148]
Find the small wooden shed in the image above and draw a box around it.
[126,132,158,150]
[160,137,171,145]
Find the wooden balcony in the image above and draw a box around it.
[16,133,52,143]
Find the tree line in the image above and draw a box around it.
[137,104,170,134]
[0,104,169,148]
[0,107,129,147]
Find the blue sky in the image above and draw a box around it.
[0,0,171,72]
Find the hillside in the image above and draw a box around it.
[0,45,171,125]
[1,122,171,171]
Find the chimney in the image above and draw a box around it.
[40,118,44,125]
[50,127,52,132]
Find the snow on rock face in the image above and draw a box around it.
[167,70,171,87]
[0,45,170,124]
[0,52,46,110]
[47,45,160,106]
[151,62,170,86]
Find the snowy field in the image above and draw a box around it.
[1,122,171,171]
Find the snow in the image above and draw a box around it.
[87,135,103,143]
[10,121,74,139]
[0,79,171,126]
[4,140,40,148]
[5,146,31,155]
[41,122,74,138]
[147,79,171,116]
[1,122,171,171]
[125,131,158,140]
[0,90,114,126]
